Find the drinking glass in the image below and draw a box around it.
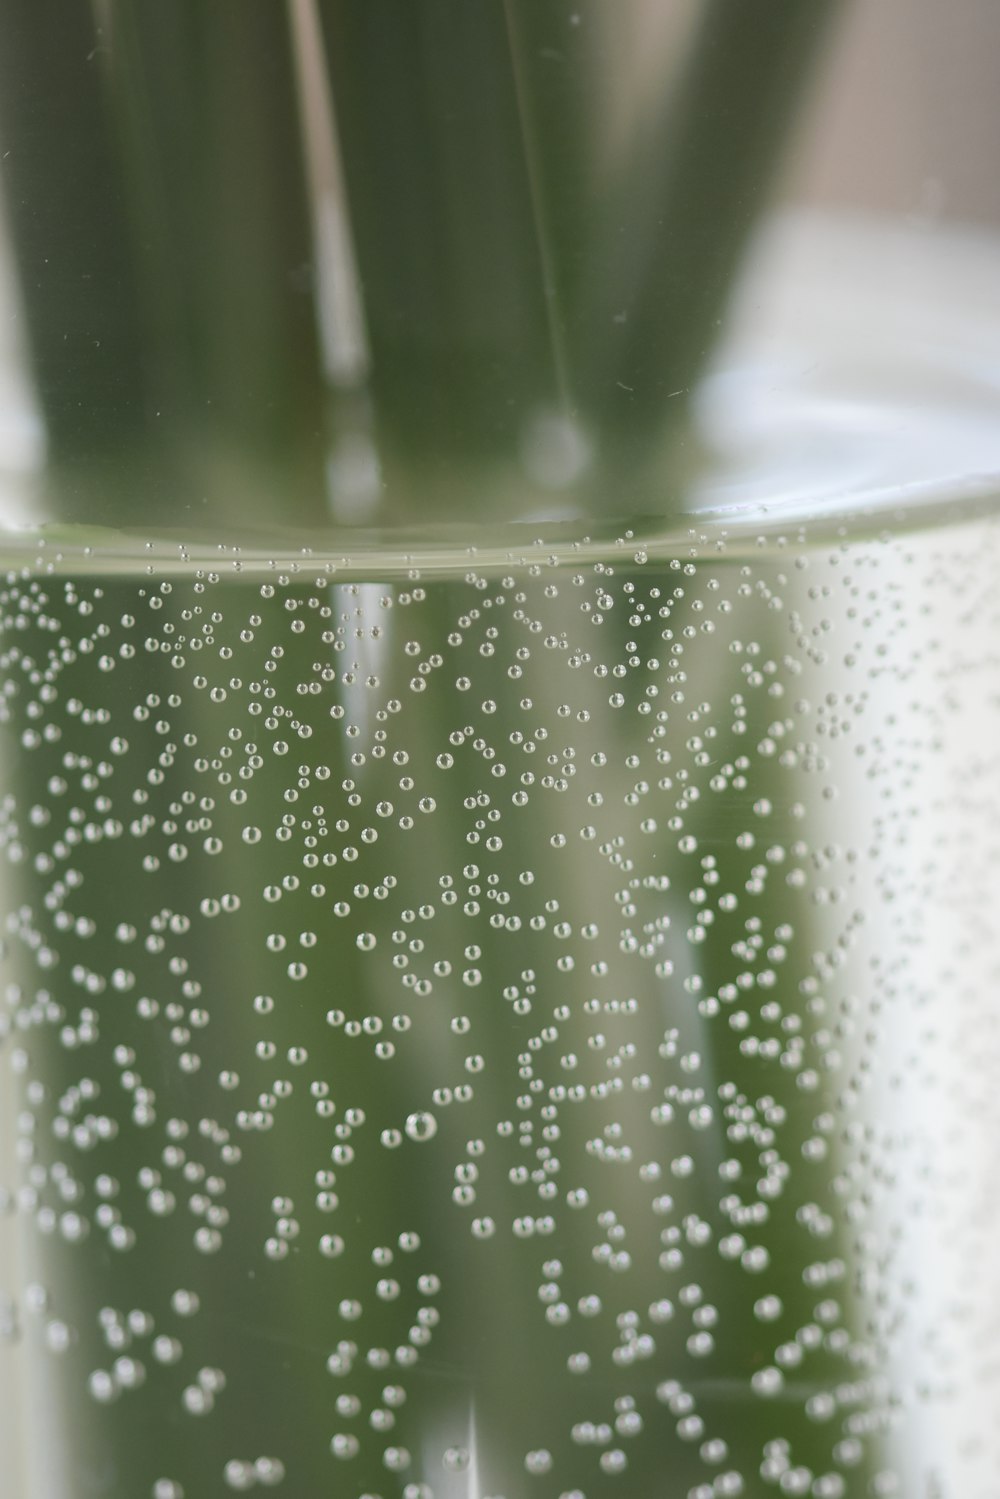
[2,5,999,1497]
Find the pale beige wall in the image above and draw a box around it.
[781,0,1000,228]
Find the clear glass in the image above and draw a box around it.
[2,5,1000,1499]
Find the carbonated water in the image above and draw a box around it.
[2,498,1000,1497]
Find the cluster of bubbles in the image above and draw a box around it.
[0,510,999,1496]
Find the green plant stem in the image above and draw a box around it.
[1,1,842,532]
[572,0,842,482]
[0,1,149,462]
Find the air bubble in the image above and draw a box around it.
[404,1111,438,1143]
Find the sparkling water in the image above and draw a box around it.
[2,497,1000,1498]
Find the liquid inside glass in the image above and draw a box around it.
[1,487,999,1499]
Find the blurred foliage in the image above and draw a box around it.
[0,0,839,527]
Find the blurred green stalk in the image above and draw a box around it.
[0,0,840,527]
